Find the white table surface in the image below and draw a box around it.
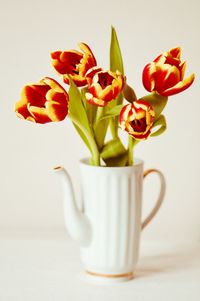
[0,237,199,301]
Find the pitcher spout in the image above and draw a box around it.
[54,166,91,247]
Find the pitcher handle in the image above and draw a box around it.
[141,168,166,230]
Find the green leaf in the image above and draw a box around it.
[116,90,124,106]
[93,102,123,146]
[151,114,167,137]
[103,151,128,167]
[141,92,168,120]
[68,78,100,164]
[94,114,109,150]
[68,79,90,132]
[101,138,128,167]
[109,26,124,138]
[99,104,124,121]
[110,26,124,74]
[81,87,97,125]
[72,123,92,153]
[101,138,126,160]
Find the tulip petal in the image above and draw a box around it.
[89,82,103,98]
[60,51,83,74]
[26,116,36,122]
[160,73,195,96]
[22,84,49,107]
[51,51,62,60]
[51,50,82,75]
[85,66,103,85]
[154,54,166,64]
[119,104,131,128]
[15,107,31,120]
[41,77,66,93]
[155,65,180,93]
[15,110,35,122]
[170,47,181,59]
[179,61,186,80]
[131,128,152,140]
[15,107,26,118]
[46,101,68,121]
[78,43,97,73]
[15,97,30,118]
[45,89,68,121]
[142,63,156,92]
[63,74,87,87]
[46,90,68,105]
[99,85,114,101]
[85,92,106,106]
[28,105,51,124]
[51,51,70,74]
[86,66,103,78]
[78,43,97,63]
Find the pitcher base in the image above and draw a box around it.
[85,270,134,284]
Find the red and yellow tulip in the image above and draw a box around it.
[15,77,68,124]
[119,100,155,140]
[85,67,124,106]
[142,47,194,96]
[51,43,97,87]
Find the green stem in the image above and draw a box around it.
[85,132,100,166]
[70,116,100,166]
[128,136,135,166]
[91,148,100,166]
[90,154,100,166]
[110,118,118,139]
[94,107,104,129]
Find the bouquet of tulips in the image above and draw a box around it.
[15,28,194,166]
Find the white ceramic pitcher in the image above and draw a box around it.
[54,158,166,283]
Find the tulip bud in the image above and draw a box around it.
[15,77,68,124]
[142,47,194,96]
[85,68,124,106]
[119,100,155,140]
[51,43,97,87]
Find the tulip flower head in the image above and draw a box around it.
[142,47,195,96]
[51,43,97,87]
[85,67,124,106]
[15,77,69,124]
[120,101,155,140]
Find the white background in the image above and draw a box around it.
[0,0,199,242]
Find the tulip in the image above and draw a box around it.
[15,77,68,124]
[142,47,194,96]
[85,68,124,106]
[119,100,155,140]
[51,43,97,87]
